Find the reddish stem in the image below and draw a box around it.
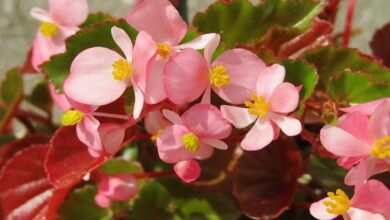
[343,0,356,47]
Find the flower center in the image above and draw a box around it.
[371,135,390,159]
[210,65,230,89]
[323,189,350,215]
[157,43,171,59]
[61,110,84,126]
[151,129,163,142]
[182,132,200,152]
[40,22,58,37]
[112,58,132,81]
[244,92,270,118]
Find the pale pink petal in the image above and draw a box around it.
[202,138,228,150]
[177,33,218,50]
[241,119,274,151]
[48,0,88,27]
[272,122,280,140]
[309,198,338,220]
[144,58,167,104]
[346,208,386,220]
[344,156,376,186]
[97,174,138,201]
[164,49,209,105]
[368,101,390,141]
[320,125,371,157]
[95,194,111,208]
[49,83,71,112]
[269,82,299,113]
[340,98,390,115]
[351,179,390,219]
[126,0,187,45]
[30,7,52,23]
[337,112,370,143]
[76,115,102,157]
[162,109,183,125]
[204,34,220,66]
[111,26,133,61]
[337,156,365,169]
[64,47,127,106]
[144,110,170,134]
[132,80,144,119]
[173,160,201,183]
[182,104,232,140]
[201,86,211,104]
[131,31,157,93]
[156,125,213,163]
[220,105,257,128]
[269,113,302,136]
[212,49,265,104]
[99,123,125,154]
[66,96,97,113]
[256,64,285,100]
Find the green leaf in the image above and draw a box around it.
[193,0,322,48]
[179,199,219,220]
[329,71,390,103]
[27,81,51,112]
[80,13,115,28]
[100,159,143,175]
[57,185,112,220]
[0,68,23,133]
[42,20,137,91]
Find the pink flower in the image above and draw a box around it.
[49,83,71,112]
[340,98,390,115]
[221,64,302,151]
[310,180,390,220]
[95,174,138,208]
[173,159,201,183]
[126,0,218,104]
[63,27,156,119]
[30,0,88,71]
[320,101,390,186]
[156,103,232,163]
[144,110,171,142]
[164,35,265,105]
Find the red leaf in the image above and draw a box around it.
[21,47,37,74]
[0,145,71,220]
[232,139,303,219]
[0,135,48,169]
[370,22,390,68]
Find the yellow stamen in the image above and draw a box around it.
[323,189,350,215]
[157,43,171,59]
[151,129,163,142]
[61,110,84,126]
[244,92,270,118]
[112,58,132,81]
[40,22,58,37]
[210,65,230,89]
[182,132,200,152]
[371,135,390,159]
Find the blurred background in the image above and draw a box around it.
[0,0,390,75]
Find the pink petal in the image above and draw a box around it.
[241,119,274,151]
[144,110,170,135]
[272,122,280,140]
[337,156,365,169]
[76,115,102,157]
[49,83,71,112]
[269,113,302,136]
[177,33,218,50]
[212,49,265,104]
[30,7,52,23]
[340,98,390,115]
[64,47,127,106]
[337,112,370,143]
[162,109,183,125]
[182,104,232,140]
[132,80,144,119]
[202,138,228,150]
[66,96,97,113]
[269,82,299,113]
[346,208,386,220]
[204,34,220,66]
[220,105,257,128]
[95,194,111,208]
[126,0,187,45]
[97,174,138,201]
[173,160,201,183]
[99,123,125,154]
[164,49,209,105]
[344,156,376,186]
[49,0,88,27]
[131,31,157,93]
[351,179,390,219]
[111,27,133,61]
[320,125,371,157]
[201,86,212,104]
[368,101,390,141]
[144,58,167,104]
[309,198,338,220]
[256,64,285,100]
[156,125,213,163]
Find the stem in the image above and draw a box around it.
[300,129,322,151]
[92,112,130,120]
[343,0,356,47]
[298,183,321,201]
[132,170,175,179]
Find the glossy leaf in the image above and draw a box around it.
[370,22,390,68]
[100,159,143,175]
[80,13,115,28]
[232,138,303,219]
[27,81,52,112]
